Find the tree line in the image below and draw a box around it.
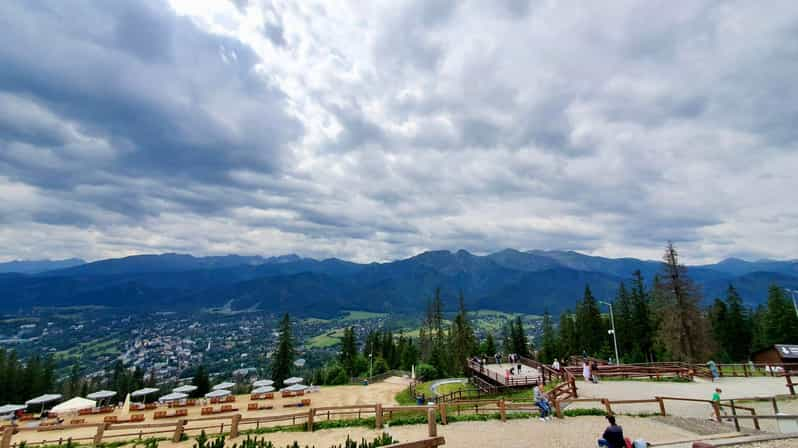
[538,243,798,364]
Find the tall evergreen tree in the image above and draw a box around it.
[271,313,295,388]
[482,332,497,356]
[655,242,713,362]
[193,365,211,397]
[630,270,654,362]
[512,316,531,357]
[764,285,798,345]
[724,285,752,361]
[710,298,730,361]
[575,285,604,356]
[613,282,634,358]
[339,326,357,376]
[450,292,476,374]
[558,310,576,359]
[539,309,558,363]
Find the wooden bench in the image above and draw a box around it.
[281,390,304,398]
[250,393,274,400]
[104,416,118,423]
[220,405,238,413]
[69,419,85,425]
[154,411,168,419]
[201,407,215,416]
[131,414,145,422]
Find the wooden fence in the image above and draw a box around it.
[4,392,796,448]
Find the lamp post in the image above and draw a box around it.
[369,352,373,379]
[786,289,798,319]
[599,301,620,364]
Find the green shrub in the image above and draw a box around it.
[415,363,438,380]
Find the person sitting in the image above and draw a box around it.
[598,415,625,448]
[533,384,552,421]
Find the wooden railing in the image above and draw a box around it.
[466,359,541,387]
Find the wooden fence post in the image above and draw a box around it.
[656,397,666,416]
[499,399,506,422]
[771,397,780,414]
[438,403,447,425]
[1,427,14,448]
[427,408,437,437]
[729,400,740,432]
[172,419,187,443]
[375,404,383,429]
[94,423,106,446]
[554,399,563,418]
[230,414,241,438]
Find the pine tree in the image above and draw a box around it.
[483,332,497,356]
[193,365,210,397]
[539,309,558,363]
[512,316,530,357]
[630,270,654,362]
[724,284,752,361]
[575,285,604,356]
[558,310,576,360]
[340,327,357,376]
[710,298,730,361]
[764,285,798,345]
[614,282,634,359]
[450,292,476,374]
[655,242,713,362]
[271,313,295,388]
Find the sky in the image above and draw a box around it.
[1,0,797,264]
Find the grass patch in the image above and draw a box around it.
[55,337,120,360]
[307,333,341,348]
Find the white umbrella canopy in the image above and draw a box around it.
[251,386,275,394]
[204,389,231,398]
[159,392,188,402]
[86,390,117,400]
[284,377,303,385]
[51,397,95,414]
[173,385,198,394]
[252,379,273,387]
[120,394,130,418]
[25,394,63,406]
[212,382,236,390]
[0,405,26,415]
[281,384,307,392]
[130,388,159,398]
[293,359,306,368]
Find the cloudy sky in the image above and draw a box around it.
[1,0,797,264]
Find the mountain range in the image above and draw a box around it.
[1,250,797,317]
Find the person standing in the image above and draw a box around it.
[583,360,592,383]
[553,358,561,371]
[707,360,720,382]
[591,360,600,383]
[598,415,625,448]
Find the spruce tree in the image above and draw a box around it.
[575,285,604,356]
[630,270,654,362]
[450,293,476,374]
[725,284,752,361]
[340,327,357,376]
[539,309,558,363]
[710,298,730,361]
[764,285,798,345]
[655,242,712,362]
[193,365,211,397]
[614,282,634,358]
[271,313,295,388]
[483,332,497,356]
[558,310,576,360]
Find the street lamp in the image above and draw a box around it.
[599,301,621,365]
[369,352,373,380]
[785,289,798,319]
